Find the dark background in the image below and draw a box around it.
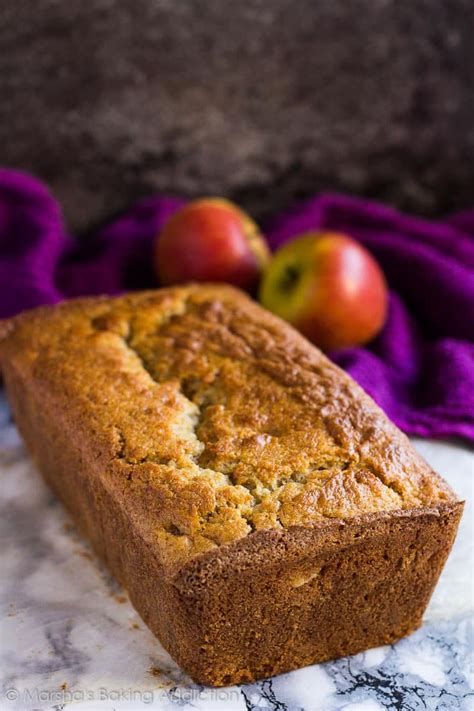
[1,0,474,231]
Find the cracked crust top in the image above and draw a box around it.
[0,284,456,568]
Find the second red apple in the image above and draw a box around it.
[259,232,388,351]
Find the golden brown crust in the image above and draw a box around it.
[0,285,456,571]
[174,503,463,684]
[0,286,463,685]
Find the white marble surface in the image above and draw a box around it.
[0,390,473,711]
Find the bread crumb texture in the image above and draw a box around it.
[1,285,455,565]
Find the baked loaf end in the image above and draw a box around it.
[0,285,462,685]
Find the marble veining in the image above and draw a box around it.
[0,390,472,711]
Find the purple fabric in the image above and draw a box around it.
[1,168,473,441]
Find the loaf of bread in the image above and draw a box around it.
[0,285,462,686]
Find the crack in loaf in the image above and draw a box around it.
[0,284,463,686]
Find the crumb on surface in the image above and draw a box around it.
[148,666,162,677]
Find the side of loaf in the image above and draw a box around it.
[0,285,462,686]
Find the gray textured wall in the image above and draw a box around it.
[1,0,474,230]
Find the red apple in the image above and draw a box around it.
[154,198,270,291]
[259,232,388,350]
